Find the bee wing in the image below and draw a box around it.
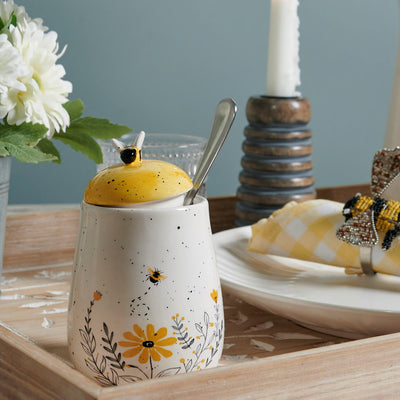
[336,209,378,247]
[111,138,125,153]
[134,131,146,150]
[148,267,154,274]
[371,148,400,197]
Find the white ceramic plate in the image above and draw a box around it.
[213,226,400,339]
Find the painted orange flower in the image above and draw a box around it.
[93,291,102,301]
[210,289,218,303]
[119,324,177,364]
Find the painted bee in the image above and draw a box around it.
[130,265,167,317]
[337,147,400,251]
[147,267,166,284]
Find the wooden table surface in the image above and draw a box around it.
[3,184,400,399]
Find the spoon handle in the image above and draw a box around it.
[183,98,237,205]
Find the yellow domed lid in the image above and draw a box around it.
[84,132,193,207]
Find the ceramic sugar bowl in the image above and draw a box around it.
[67,133,224,385]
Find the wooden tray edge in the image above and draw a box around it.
[2,317,400,399]
[98,332,400,399]
[0,322,100,400]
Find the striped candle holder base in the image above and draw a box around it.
[235,95,316,226]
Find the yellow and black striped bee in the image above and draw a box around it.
[147,267,166,285]
[337,147,400,250]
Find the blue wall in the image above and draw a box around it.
[8,0,399,203]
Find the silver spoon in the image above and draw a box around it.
[183,98,237,205]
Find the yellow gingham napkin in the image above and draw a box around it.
[248,199,400,276]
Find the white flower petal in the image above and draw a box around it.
[0,34,27,90]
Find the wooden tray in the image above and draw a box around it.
[2,185,400,399]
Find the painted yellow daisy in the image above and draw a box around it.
[210,289,218,303]
[119,324,177,364]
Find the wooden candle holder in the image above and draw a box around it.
[235,95,316,226]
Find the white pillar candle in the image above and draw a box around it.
[383,0,400,201]
[384,0,400,149]
[266,0,301,98]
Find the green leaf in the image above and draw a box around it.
[0,146,9,157]
[0,121,47,143]
[0,12,17,34]
[63,99,84,121]
[3,142,57,163]
[36,138,61,164]
[53,130,103,163]
[9,12,17,27]
[66,117,131,140]
[0,122,57,163]
[0,101,131,164]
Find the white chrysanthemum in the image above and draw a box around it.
[5,19,72,138]
[0,33,27,118]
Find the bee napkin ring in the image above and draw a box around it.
[336,147,400,275]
